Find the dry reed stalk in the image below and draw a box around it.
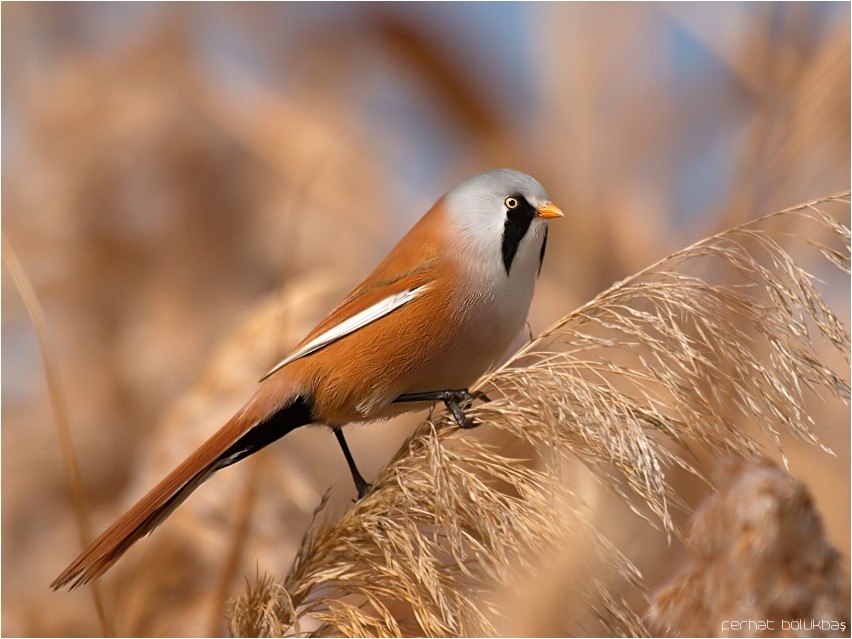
[648,457,850,637]
[228,194,849,636]
[2,237,114,637]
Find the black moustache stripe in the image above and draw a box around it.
[501,197,538,275]
[538,226,548,276]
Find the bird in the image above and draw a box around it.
[51,168,563,590]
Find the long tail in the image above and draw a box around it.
[51,385,314,590]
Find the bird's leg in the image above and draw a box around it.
[333,429,371,500]
[443,392,477,429]
[394,389,485,429]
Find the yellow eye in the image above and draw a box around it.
[505,197,520,210]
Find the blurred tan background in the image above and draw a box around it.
[2,3,849,636]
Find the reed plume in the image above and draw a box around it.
[648,457,850,637]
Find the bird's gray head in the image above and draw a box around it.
[444,169,562,276]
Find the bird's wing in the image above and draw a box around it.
[261,198,452,381]
[261,278,432,380]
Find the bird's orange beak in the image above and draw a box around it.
[536,202,564,219]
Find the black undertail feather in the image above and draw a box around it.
[538,226,548,276]
[218,395,314,468]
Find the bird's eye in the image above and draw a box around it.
[505,197,520,210]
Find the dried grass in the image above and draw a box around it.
[228,194,849,636]
[230,429,643,637]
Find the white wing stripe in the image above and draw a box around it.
[261,283,431,380]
